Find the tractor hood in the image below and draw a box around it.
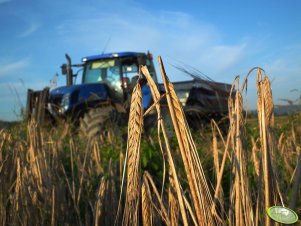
[50,83,110,101]
[48,83,112,115]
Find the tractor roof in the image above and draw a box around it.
[81,52,145,62]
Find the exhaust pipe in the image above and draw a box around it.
[61,53,73,86]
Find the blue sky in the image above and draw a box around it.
[0,0,301,121]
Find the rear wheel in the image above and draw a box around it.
[79,106,117,139]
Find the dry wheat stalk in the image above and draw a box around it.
[77,140,90,206]
[289,146,301,210]
[277,132,284,152]
[0,130,8,163]
[256,70,277,226]
[210,120,229,221]
[92,140,103,175]
[95,177,106,226]
[168,187,179,226]
[61,162,82,224]
[105,160,118,226]
[242,72,282,226]
[158,56,219,225]
[141,65,189,225]
[144,172,170,225]
[212,130,231,219]
[122,80,143,226]
[228,77,254,226]
[14,157,21,212]
[255,152,263,226]
[69,138,76,202]
[183,194,199,226]
[168,165,180,226]
[28,122,43,193]
[51,186,55,226]
[142,174,153,226]
[212,125,220,177]
[251,138,260,177]
[263,76,274,128]
[167,161,180,226]
[209,122,227,221]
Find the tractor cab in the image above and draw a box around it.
[81,51,157,103]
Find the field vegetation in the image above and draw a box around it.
[0,58,300,225]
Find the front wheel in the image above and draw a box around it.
[79,106,116,139]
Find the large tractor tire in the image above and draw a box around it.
[79,106,116,139]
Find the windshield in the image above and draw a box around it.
[81,55,158,100]
[83,59,120,83]
[83,59,123,98]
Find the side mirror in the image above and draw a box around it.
[61,64,67,75]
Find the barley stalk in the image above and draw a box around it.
[141,65,189,225]
[95,177,106,226]
[159,56,219,225]
[144,172,170,225]
[168,187,179,226]
[15,157,21,212]
[256,70,274,226]
[251,138,260,177]
[142,174,153,226]
[212,123,231,220]
[122,80,143,226]
[229,77,254,226]
[0,130,8,163]
[105,160,118,226]
[28,122,43,193]
[183,194,199,226]
[212,125,220,177]
[51,186,55,226]
[289,146,301,210]
[77,140,90,206]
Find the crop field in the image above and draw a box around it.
[0,59,300,226]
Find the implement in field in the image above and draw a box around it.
[26,88,49,125]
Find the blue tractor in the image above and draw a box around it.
[26,51,232,138]
[26,51,157,138]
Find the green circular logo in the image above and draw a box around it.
[267,206,299,224]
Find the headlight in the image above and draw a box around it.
[59,93,70,113]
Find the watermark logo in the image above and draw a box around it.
[267,206,299,224]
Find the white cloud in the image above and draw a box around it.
[55,8,249,83]
[17,21,40,38]
[265,58,301,81]
[0,58,30,77]
[0,0,10,4]
[55,8,218,51]
[206,43,247,71]
[256,57,301,105]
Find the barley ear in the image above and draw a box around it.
[122,79,143,226]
